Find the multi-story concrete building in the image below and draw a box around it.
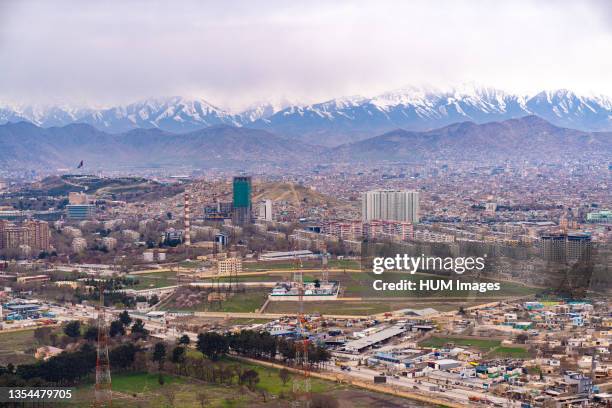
[324,220,363,240]
[587,209,611,224]
[540,232,592,263]
[258,199,273,221]
[204,201,233,221]
[0,220,50,252]
[3,225,29,249]
[24,220,50,251]
[217,257,243,276]
[413,229,455,243]
[362,190,419,223]
[364,220,414,241]
[0,219,8,248]
[232,176,252,226]
[66,204,95,220]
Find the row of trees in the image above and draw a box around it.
[5,342,139,385]
[195,330,331,368]
[58,313,149,342]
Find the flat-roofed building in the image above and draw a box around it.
[260,250,318,261]
[16,275,50,284]
[587,209,611,224]
[66,204,95,220]
[344,325,407,353]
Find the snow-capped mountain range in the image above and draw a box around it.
[2,85,612,145]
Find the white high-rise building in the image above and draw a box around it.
[258,199,273,221]
[362,190,419,223]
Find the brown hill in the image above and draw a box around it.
[253,182,337,206]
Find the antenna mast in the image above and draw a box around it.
[95,286,112,407]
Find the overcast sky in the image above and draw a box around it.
[1,0,611,110]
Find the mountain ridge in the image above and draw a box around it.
[328,115,610,163]
[0,121,322,170]
[2,86,612,146]
[0,116,609,171]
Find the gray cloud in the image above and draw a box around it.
[0,0,611,110]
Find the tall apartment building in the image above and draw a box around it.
[0,220,50,252]
[24,220,50,251]
[0,220,8,248]
[541,233,592,263]
[258,199,273,221]
[232,176,252,226]
[362,190,419,223]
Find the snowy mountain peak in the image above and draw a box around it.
[1,86,612,139]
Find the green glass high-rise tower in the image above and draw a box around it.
[232,176,252,225]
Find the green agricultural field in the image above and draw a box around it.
[243,261,300,271]
[0,329,38,365]
[265,300,397,315]
[220,290,269,313]
[265,300,389,315]
[111,372,184,394]
[230,358,332,395]
[419,336,501,351]
[266,298,480,316]
[127,272,178,289]
[328,259,361,270]
[73,372,190,407]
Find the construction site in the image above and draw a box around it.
[269,280,340,301]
